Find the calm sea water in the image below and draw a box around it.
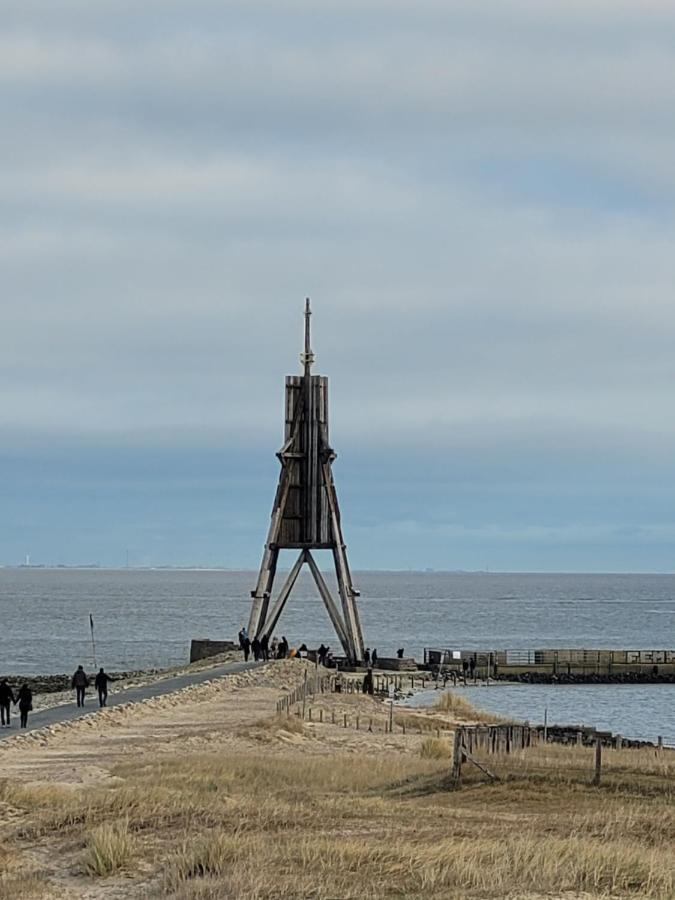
[1,569,673,740]
[410,683,675,747]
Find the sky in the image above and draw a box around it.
[2,0,675,571]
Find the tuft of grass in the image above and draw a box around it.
[82,818,134,876]
[167,831,239,886]
[420,737,454,759]
[434,690,502,722]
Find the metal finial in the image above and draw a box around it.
[300,297,314,373]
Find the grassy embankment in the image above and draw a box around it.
[0,680,672,899]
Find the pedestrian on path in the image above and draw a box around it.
[372,648,378,667]
[252,636,261,661]
[16,684,32,728]
[364,648,371,667]
[94,668,112,707]
[260,633,269,661]
[243,637,251,662]
[72,665,89,707]
[362,668,374,695]
[0,680,15,727]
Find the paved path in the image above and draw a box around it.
[0,659,259,741]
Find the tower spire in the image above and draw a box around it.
[301,297,314,375]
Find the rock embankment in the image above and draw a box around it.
[0,671,154,694]
[494,671,675,685]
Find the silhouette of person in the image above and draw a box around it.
[16,684,32,728]
[0,679,15,727]
[71,665,89,707]
[94,668,112,707]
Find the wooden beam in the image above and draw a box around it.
[260,550,306,640]
[305,550,351,656]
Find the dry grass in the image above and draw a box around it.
[434,689,505,722]
[1,678,674,900]
[420,736,454,759]
[0,873,48,899]
[2,743,674,898]
[82,818,134,876]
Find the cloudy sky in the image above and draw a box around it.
[2,0,675,571]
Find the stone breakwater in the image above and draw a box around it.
[492,672,675,685]
[0,671,156,694]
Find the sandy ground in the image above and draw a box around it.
[0,660,435,899]
[0,662,425,791]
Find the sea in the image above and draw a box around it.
[1,568,673,743]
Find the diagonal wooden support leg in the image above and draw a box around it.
[260,550,306,640]
[321,462,365,663]
[305,550,351,657]
[248,468,292,637]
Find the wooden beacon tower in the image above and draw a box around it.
[247,301,365,664]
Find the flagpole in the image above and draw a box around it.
[89,613,97,670]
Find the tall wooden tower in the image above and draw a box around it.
[248,300,365,664]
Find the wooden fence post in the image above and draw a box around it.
[451,728,464,785]
[593,737,602,786]
[301,670,308,720]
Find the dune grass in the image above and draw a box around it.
[1,739,673,898]
[82,818,134,876]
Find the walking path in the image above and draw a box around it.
[0,659,258,741]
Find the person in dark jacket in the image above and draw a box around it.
[362,668,374,695]
[396,648,405,659]
[94,668,112,707]
[16,684,32,728]
[260,633,269,661]
[243,637,251,661]
[278,637,289,659]
[0,680,16,727]
[251,636,261,661]
[71,665,89,707]
[372,648,378,667]
[363,648,371,667]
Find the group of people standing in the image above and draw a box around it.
[238,628,298,661]
[0,666,114,731]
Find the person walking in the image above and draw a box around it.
[251,636,261,662]
[94,668,112,707]
[260,633,269,661]
[372,648,378,668]
[16,684,32,728]
[243,636,251,662]
[363,648,371,667]
[71,665,89,707]
[0,679,15,727]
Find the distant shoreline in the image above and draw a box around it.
[2,566,675,575]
